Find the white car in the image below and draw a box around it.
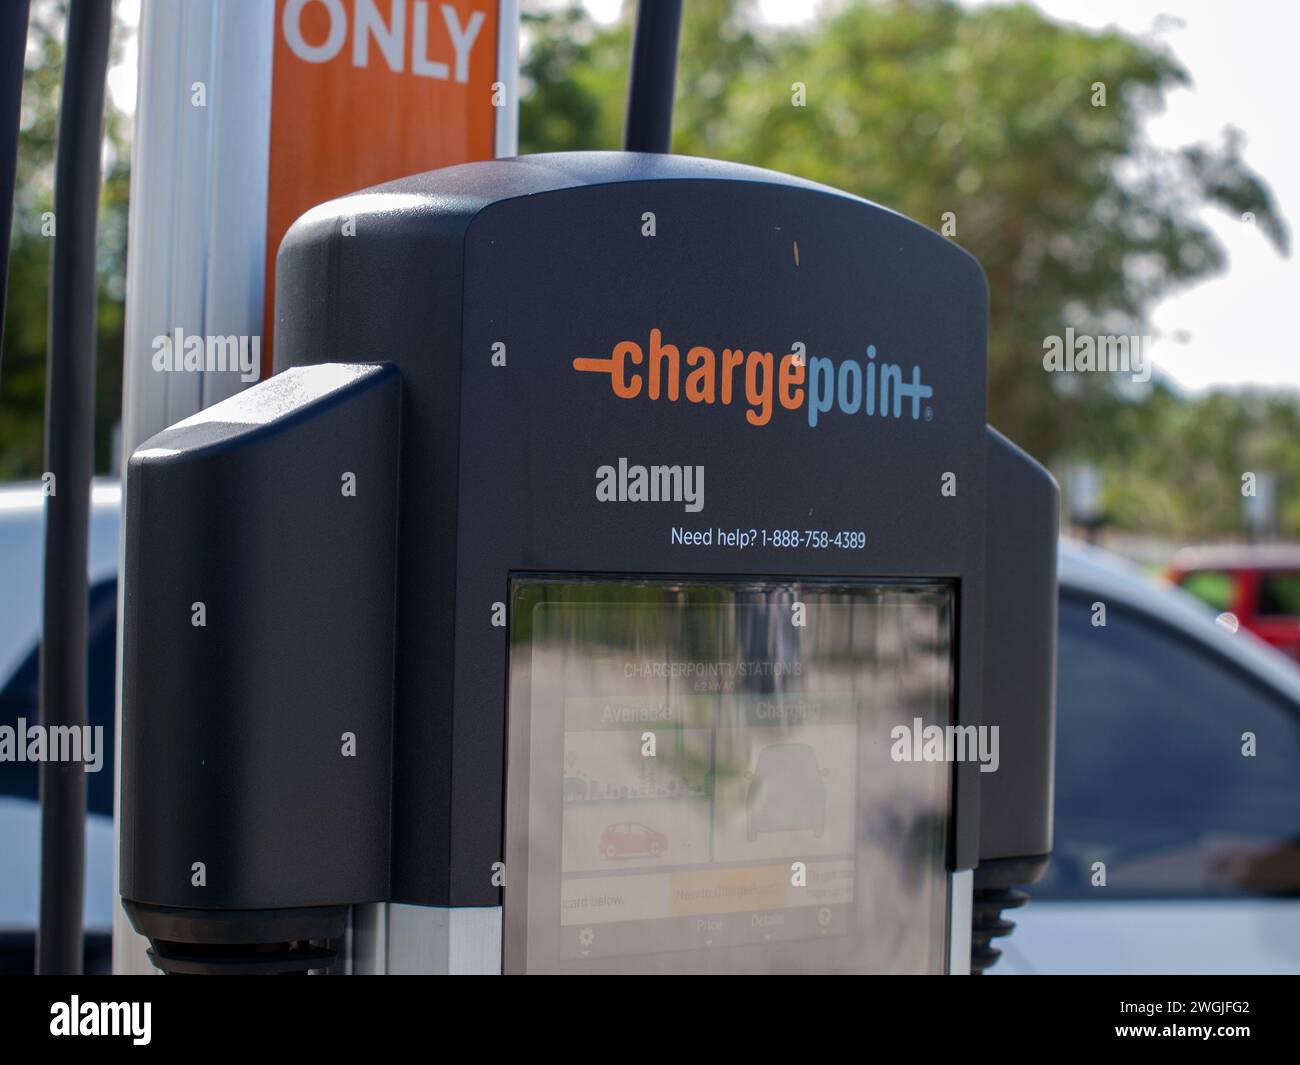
[0,480,120,973]
[996,540,1300,975]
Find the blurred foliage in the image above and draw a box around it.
[1075,383,1300,538]
[521,0,1296,540]
[0,0,128,480]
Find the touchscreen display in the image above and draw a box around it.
[504,577,954,974]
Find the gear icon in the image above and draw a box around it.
[578,927,595,947]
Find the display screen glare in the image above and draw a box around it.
[504,577,955,974]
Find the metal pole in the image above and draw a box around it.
[623,0,683,154]
[37,0,112,975]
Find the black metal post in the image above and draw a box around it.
[623,0,683,154]
[37,0,112,975]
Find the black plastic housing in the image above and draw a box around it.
[980,427,1058,876]
[273,151,1058,908]
[120,364,401,947]
[119,152,1057,975]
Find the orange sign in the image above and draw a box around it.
[264,0,502,374]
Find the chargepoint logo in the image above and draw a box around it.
[50,997,151,1045]
[573,328,934,427]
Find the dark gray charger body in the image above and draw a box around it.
[121,152,1056,969]
[120,365,401,971]
[275,152,1056,904]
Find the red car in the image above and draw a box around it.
[599,822,667,859]
[1166,546,1300,662]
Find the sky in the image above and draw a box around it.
[106,0,1297,395]
[1015,0,1299,397]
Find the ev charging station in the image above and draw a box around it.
[12,0,1056,976]
[119,149,1057,973]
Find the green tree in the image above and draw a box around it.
[0,0,129,480]
[1094,386,1300,539]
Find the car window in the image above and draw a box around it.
[0,579,118,816]
[1178,570,1234,613]
[1038,591,1300,899]
[1258,572,1300,618]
